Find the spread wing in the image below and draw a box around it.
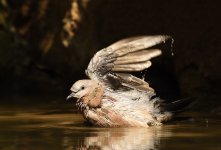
[86,35,172,91]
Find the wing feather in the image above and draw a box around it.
[115,49,161,65]
[86,35,172,91]
[116,73,154,92]
[112,61,151,72]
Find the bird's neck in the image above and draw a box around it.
[82,82,104,108]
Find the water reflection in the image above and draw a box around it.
[62,127,172,150]
[1,104,221,150]
[0,105,172,150]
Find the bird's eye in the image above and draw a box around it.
[81,86,85,90]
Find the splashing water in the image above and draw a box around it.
[170,37,174,56]
[141,69,148,80]
[140,36,174,81]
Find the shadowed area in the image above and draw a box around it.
[0,0,221,149]
[0,0,220,113]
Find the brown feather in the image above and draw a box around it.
[83,85,104,108]
[115,49,161,65]
[112,61,151,72]
[116,73,154,92]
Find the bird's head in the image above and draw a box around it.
[67,80,98,100]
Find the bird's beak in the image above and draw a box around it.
[66,93,75,101]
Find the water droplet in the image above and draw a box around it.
[141,69,147,80]
[170,38,174,56]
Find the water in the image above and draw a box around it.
[0,96,221,150]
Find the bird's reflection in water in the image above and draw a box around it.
[62,126,172,150]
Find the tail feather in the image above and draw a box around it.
[161,97,195,113]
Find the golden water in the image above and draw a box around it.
[0,97,220,150]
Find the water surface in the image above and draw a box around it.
[0,97,220,150]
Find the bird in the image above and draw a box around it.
[67,35,192,127]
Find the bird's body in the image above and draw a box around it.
[68,35,191,127]
[81,87,172,127]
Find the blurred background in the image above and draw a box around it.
[0,0,220,114]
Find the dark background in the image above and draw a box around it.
[0,0,220,114]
